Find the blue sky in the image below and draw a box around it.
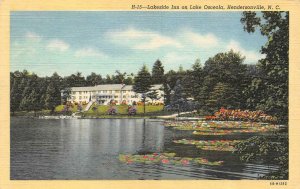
[10,11,266,76]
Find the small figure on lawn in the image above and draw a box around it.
[128,101,137,116]
[108,99,117,115]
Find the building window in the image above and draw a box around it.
[79,92,82,95]
[109,90,112,94]
[79,96,82,100]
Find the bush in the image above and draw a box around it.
[233,130,288,179]
[206,108,277,123]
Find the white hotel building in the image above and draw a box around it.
[67,84,164,105]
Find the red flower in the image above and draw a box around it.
[181,159,190,165]
[161,159,169,164]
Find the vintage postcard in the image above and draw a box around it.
[0,0,300,188]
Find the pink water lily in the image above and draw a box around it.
[181,159,190,165]
[161,159,169,164]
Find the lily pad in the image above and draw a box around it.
[119,152,224,166]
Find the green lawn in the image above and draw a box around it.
[81,104,163,116]
[12,104,164,117]
[55,104,86,113]
[54,104,165,117]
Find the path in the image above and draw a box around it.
[156,110,198,119]
[84,100,95,111]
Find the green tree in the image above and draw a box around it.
[181,59,204,103]
[206,82,239,112]
[151,59,165,84]
[241,11,288,123]
[200,50,247,111]
[86,72,103,86]
[61,88,72,105]
[19,73,39,111]
[123,74,134,85]
[191,60,205,106]
[147,90,159,103]
[105,75,113,84]
[164,69,183,105]
[45,82,61,114]
[45,73,62,113]
[235,11,289,180]
[63,72,86,87]
[170,80,186,105]
[27,89,40,115]
[35,77,48,110]
[10,72,23,114]
[133,65,152,113]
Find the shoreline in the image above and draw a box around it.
[10,114,175,120]
[10,110,199,120]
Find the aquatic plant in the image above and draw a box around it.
[173,139,240,151]
[119,153,223,166]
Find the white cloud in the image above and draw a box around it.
[107,28,263,65]
[107,27,182,50]
[162,52,194,65]
[74,47,107,58]
[25,32,42,42]
[183,30,219,49]
[226,40,264,63]
[47,39,70,52]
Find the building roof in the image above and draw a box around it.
[70,84,124,92]
[121,85,132,90]
[151,84,164,90]
[70,84,163,92]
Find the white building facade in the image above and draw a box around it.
[66,84,164,105]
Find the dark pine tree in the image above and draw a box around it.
[133,65,152,113]
[151,59,165,84]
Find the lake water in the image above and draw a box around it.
[11,117,277,180]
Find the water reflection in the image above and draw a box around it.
[10,117,276,180]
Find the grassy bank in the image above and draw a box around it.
[12,104,177,118]
[80,104,171,118]
[12,110,51,117]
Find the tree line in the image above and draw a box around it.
[10,11,288,124]
[9,60,166,115]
